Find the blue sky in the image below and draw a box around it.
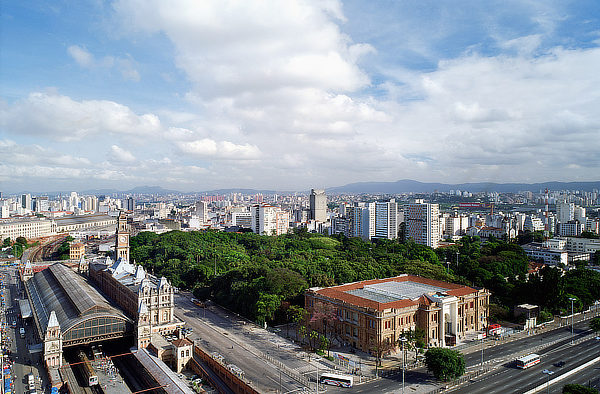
[1,0,599,193]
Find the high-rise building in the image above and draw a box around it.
[36,197,49,212]
[195,201,208,224]
[309,189,327,222]
[406,200,440,248]
[373,199,398,239]
[126,197,135,212]
[251,204,289,235]
[21,194,32,210]
[556,202,574,223]
[347,203,374,240]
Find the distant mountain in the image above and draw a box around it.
[327,179,600,194]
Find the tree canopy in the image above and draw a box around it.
[424,347,465,381]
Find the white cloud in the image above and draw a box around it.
[0,92,161,141]
[177,139,261,160]
[67,45,94,67]
[108,145,136,163]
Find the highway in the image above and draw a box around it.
[174,292,322,393]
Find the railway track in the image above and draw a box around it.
[28,236,67,262]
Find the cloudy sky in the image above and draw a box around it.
[1,1,599,193]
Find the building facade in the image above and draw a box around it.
[305,275,489,353]
[250,204,289,235]
[309,189,327,222]
[406,200,440,248]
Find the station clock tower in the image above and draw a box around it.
[115,211,130,262]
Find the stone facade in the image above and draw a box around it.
[305,275,489,354]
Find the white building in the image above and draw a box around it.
[373,199,398,240]
[556,202,574,223]
[347,203,374,240]
[231,211,252,229]
[251,204,289,235]
[557,221,584,237]
[406,200,440,248]
[522,243,568,266]
[195,201,208,225]
[0,218,54,239]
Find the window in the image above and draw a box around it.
[400,317,404,325]
[470,301,474,308]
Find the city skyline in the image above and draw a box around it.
[2,1,600,192]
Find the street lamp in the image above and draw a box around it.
[542,369,554,394]
[445,259,450,274]
[400,337,408,394]
[480,315,485,370]
[569,297,576,345]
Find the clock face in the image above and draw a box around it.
[119,235,127,243]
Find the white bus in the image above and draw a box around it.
[319,373,353,388]
[516,353,540,369]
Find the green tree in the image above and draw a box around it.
[15,236,28,246]
[562,384,599,394]
[424,348,466,381]
[590,317,600,335]
[2,237,11,248]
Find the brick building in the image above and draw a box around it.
[305,275,489,353]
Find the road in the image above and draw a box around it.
[325,319,600,394]
[1,266,47,394]
[175,293,323,393]
[453,335,600,393]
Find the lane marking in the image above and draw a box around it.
[522,355,600,394]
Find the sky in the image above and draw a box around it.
[1,0,600,193]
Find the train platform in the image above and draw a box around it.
[92,356,130,393]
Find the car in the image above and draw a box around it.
[553,361,565,367]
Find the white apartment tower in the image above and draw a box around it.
[309,189,327,222]
[347,203,375,240]
[195,201,208,224]
[251,204,289,235]
[373,199,398,240]
[406,200,440,248]
[556,202,575,223]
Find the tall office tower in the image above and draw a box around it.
[406,200,440,248]
[36,197,49,212]
[556,202,574,223]
[251,204,289,235]
[373,199,398,239]
[126,196,135,212]
[70,191,79,210]
[195,201,208,224]
[86,196,98,212]
[574,206,586,223]
[309,189,327,222]
[347,203,375,240]
[21,194,32,210]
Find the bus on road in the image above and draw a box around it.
[319,373,353,388]
[516,354,540,369]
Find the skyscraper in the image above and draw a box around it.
[195,201,208,224]
[21,194,32,210]
[309,189,327,222]
[406,200,440,248]
[251,204,289,235]
[373,199,398,240]
[347,203,375,240]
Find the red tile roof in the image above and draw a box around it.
[310,275,482,311]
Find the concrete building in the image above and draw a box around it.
[21,193,32,211]
[305,275,489,351]
[309,189,327,222]
[373,199,398,240]
[250,204,289,235]
[0,218,54,239]
[522,243,568,265]
[557,220,584,237]
[406,200,440,248]
[556,202,574,223]
[231,211,252,228]
[195,201,208,224]
[347,203,374,240]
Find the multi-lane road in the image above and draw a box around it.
[174,292,325,393]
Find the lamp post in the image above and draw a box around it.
[480,315,485,370]
[569,297,576,345]
[400,337,408,394]
[445,260,450,274]
[542,369,554,394]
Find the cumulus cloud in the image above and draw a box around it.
[0,92,161,141]
[67,45,140,81]
[108,145,136,163]
[177,139,261,160]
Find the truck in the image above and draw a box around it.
[19,327,25,338]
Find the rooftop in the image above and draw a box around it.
[311,275,482,311]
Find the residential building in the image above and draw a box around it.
[305,275,489,352]
[347,203,374,240]
[405,200,440,248]
[556,202,574,223]
[557,220,584,237]
[21,194,32,211]
[69,242,85,260]
[522,243,568,265]
[251,204,289,235]
[373,199,398,240]
[195,201,208,224]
